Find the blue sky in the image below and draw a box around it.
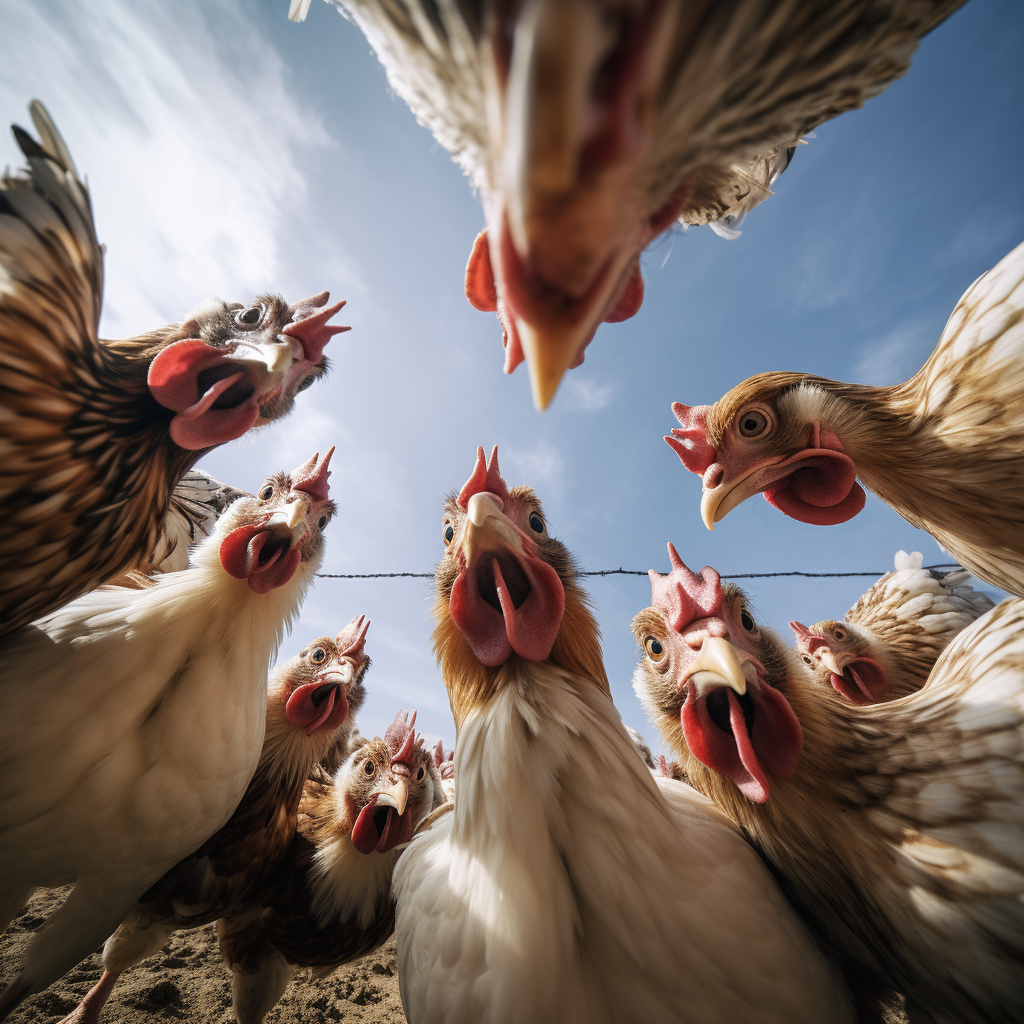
[1,0,1021,752]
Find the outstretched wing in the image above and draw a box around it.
[0,101,115,631]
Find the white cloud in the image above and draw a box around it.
[562,376,615,412]
[851,322,933,385]
[0,0,359,337]
[503,439,565,491]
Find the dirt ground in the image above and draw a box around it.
[0,888,407,1024]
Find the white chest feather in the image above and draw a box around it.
[393,664,853,1024]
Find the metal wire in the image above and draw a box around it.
[316,564,964,581]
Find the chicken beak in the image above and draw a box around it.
[818,650,844,676]
[376,779,409,817]
[232,337,296,378]
[268,497,309,543]
[462,492,525,567]
[516,316,589,411]
[682,637,753,696]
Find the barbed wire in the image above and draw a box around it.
[317,563,964,581]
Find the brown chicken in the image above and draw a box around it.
[790,551,994,704]
[632,543,1024,1024]
[312,0,961,406]
[667,239,1024,595]
[0,101,349,634]
[219,711,441,1024]
[55,615,370,1024]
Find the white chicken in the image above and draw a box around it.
[791,550,994,703]
[0,449,336,1018]
[393,447,854,1024]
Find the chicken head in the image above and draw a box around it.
[273,615,371,738]
[219,448,336,594]
[337,711,436,855]
[665,379,866,531]
[790,620,889,705]
[632,542,803,803]
[148,292,349,450]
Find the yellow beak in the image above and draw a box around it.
[683,637,751,696]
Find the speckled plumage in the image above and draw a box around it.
[634,589,1024,1024]
[0,103,336,633]
[675,240,1024,595]
[796,550,995,702]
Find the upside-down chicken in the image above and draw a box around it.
[667,239,1024,595]
[0,450,336,1018]
[220,711,441,1024]
[301,0,961,406]
[392,446,854,1024]
[791,550,994,703]
[632,544,1024,1024]
[0,101,349,633]
[57,615,369,1024]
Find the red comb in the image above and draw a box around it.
[457,445,510,508]
[337,614,370,659]
[282,291,350,364]
[649,543,724,632]
[432,739,454,769]
[290,446,334,502]
[790,621,829,654]
[665,402,717,477]
[657,754,671,777]
[384,709,418,769]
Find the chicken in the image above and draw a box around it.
[309,0,961,407]
[632,543,1024,1024]
[431,740,456,802]
[219,711,441,1024]
[667,239,1024,595]
[0,101,349,634]
[0,449,336,1018]
[790,550,995,704]
[393,445,854,1024]
[55,614,369,1024]
[626,725,656,769]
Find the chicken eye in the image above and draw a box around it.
[362,759,375,776]
[443,522,455,545]
[528,512,544,533]
[317,514,329,531]
[310,647,326,664]
[259,484,274,501]
[644,636,666,662]
[234,304,263,327]
[295,375,317,393]
[737,409,769,438]
[832,626,847,641]
[416,766,425,781]
[740,608,757,633]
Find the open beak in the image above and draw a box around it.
[375,778,409,817]
[267,496,310,546]
[700,460,794,532]
[817,649,844,676]
[680,636,756,696]
[462,492,524,566]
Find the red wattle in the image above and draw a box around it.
[604,264,644,322]
[831,658,889,704]
[352,800,388,855]
[465,230,498,312]
[285,681,350,735]
[763,448,866,525]
[219,525,302,594]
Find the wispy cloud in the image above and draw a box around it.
[851,322,934,385]
[562,376,615,412]
[0,0,355,337]
[503,440,565,492]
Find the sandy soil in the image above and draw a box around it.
[1,888,408,1024]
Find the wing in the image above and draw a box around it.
[852,599,1024,1016]
[0,103,184,633]
[848,550,996,696]
[137,471,250,574]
